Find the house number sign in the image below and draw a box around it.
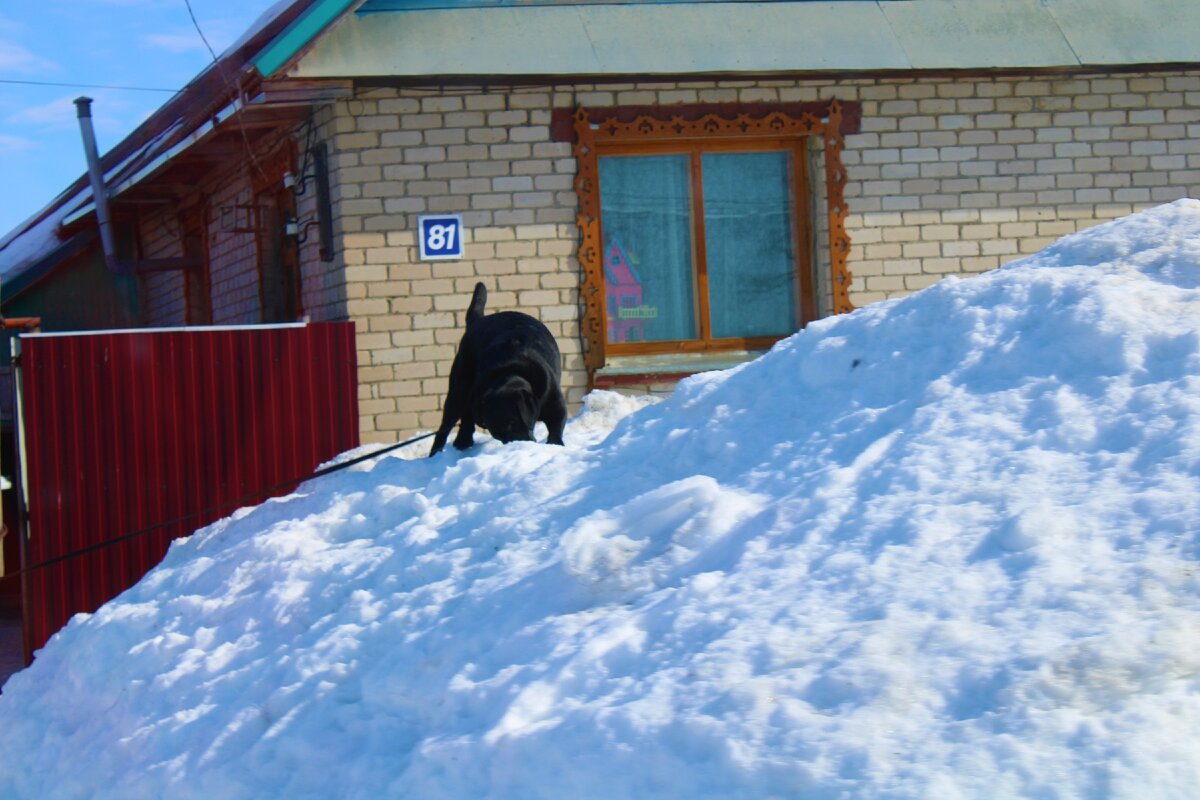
[417,214,464,261]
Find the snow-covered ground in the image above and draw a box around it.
[2,201,1200,799]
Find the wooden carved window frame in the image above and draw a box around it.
[573,100,853,383]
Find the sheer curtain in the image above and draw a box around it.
[598,155,697,343]
[702,151,797,339]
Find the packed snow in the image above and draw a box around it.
[2,200,1200,799]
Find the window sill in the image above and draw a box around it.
[593,350,766,387]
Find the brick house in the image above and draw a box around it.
[2,0,1198,446]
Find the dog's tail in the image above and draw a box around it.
[467,281,487,326]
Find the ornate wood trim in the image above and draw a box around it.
[551,101,863,142]
[822,101,854,316]
[573,107,607,379]
[572,101,854,384]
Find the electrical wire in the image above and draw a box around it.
[181,0,221,66]
[0,78,180,93]
[181,0,269,184]
[11,432,435,577]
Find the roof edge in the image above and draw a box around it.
[1,0,322,273]
[1,230,98,304]
[252,0,363,78]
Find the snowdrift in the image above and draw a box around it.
[3,200,1200,799]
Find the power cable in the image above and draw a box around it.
[181,0,269,185]
[12,431,435,577]
[0,78,180,93]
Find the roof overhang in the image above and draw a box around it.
[60,83,349,229]
[0,0,359,289]
[253,0,365,77]
[287,0,1200,79]
[1,230,98,304]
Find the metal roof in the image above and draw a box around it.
[287,0,1200,78]
[359,0,870,7]
[7,0,1200,295]
[0,0,323,292]
[252,0,362,78]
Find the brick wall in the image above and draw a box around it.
[139,172,261,326]
[137,71,1195,444]
[138,130,311,327]
[139,215,187,327]
[323,89,585,442]
[206,174,263,325]
[320,70,1199,443]
[842,73,1200,304]
[296,104,349,324]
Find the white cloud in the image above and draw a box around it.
[0,39,59,74]
[0,134,38,153]
[0,12,58,72]
[0,10,59,74]
[6,92,133,136]
[7,95,78,127]
[142,32,207,54]
[143,15,244,56]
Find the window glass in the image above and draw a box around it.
[599,154,697,343]
[702,151,797,339]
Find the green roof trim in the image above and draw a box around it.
[359,0,847,9]
[252,0,360,78]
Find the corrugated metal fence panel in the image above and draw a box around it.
[17,323,359,661]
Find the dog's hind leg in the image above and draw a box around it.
[429,409,459,456]
[541,390,568,446]
[452,410,476,450]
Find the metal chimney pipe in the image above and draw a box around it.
[74,97,125,274]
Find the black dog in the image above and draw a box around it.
[429,282,567,456]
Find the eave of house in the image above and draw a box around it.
[286,0,1200,79]
[7,0,1200,303]
[252,0,364,78]
[0,0,351,300]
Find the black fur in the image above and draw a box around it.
[429,282,567,456]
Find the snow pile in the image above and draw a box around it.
[2,201,1200,799]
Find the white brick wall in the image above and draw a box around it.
[143,70,1200,445]
[842,73,1200,303]
[324,88,585,442]
[319,71,1200,443]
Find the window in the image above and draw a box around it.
[573,102,854,385]
[598,147,808,347]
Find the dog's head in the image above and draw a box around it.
[475,375,538,443]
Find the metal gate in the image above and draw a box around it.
[13,322,359,662]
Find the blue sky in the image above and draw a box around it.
[0,1,281,238]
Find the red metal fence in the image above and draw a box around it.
[14,322,359,662]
